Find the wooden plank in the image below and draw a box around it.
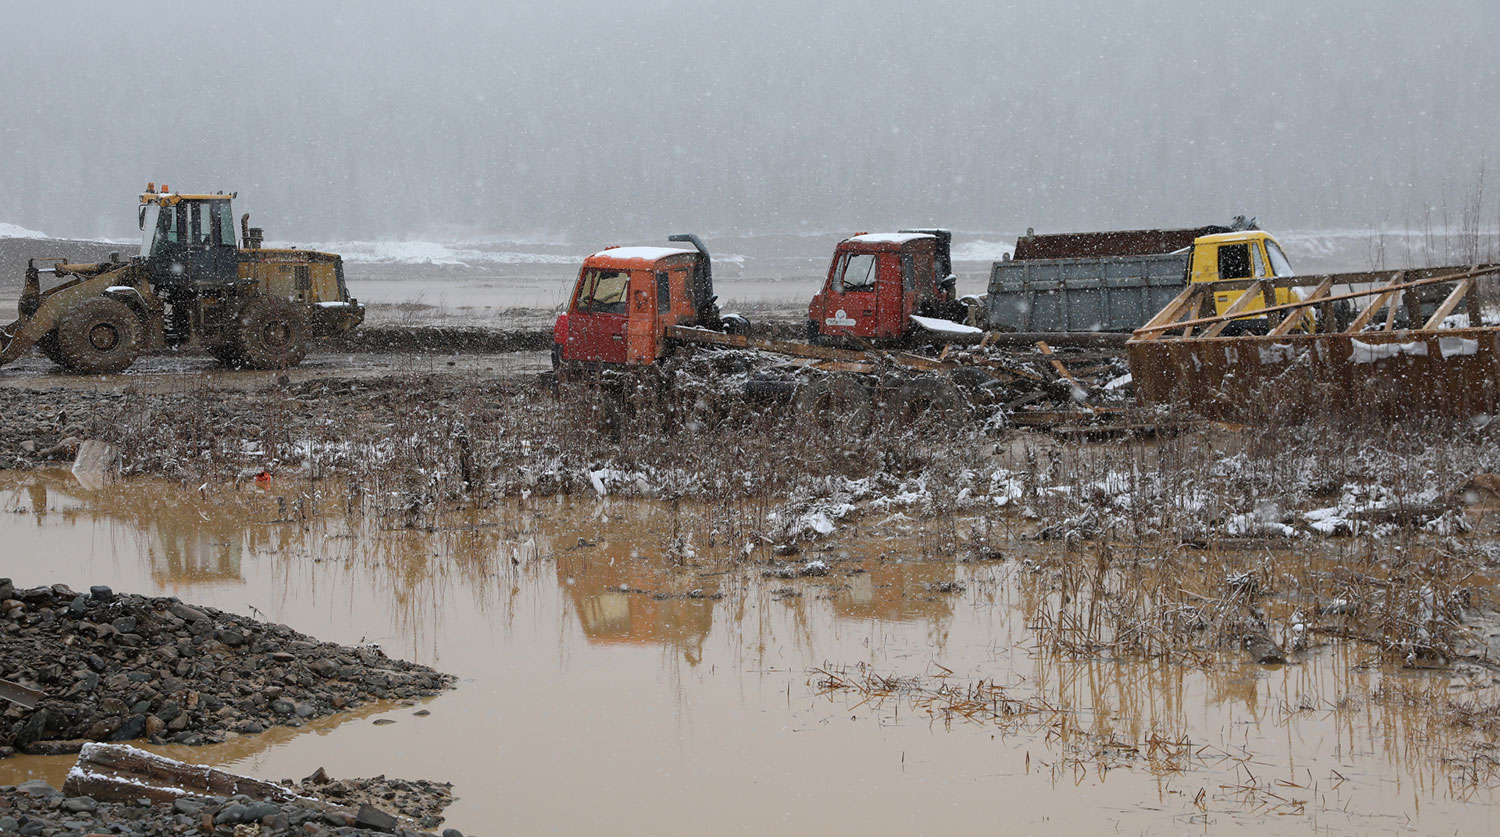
[1035,341,1083,389]
[1268,276,1333,337]
[1346,272,1405,333]
[65,742,307,804]
[1135,284,1201,342]
[1422,277,1474,330]
[0,677,43,709]
[1256,279,1281,330]
[1201,279,1279,338]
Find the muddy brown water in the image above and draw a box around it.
[0,471,1496,834]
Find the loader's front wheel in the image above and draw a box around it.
[55,296,144,373]
[232,297,307,369]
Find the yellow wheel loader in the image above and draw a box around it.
[1,184,364,373]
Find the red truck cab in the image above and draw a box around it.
[554,237,718,369]
[808,230,957,343]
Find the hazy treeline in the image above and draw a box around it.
[2,0,1498,242]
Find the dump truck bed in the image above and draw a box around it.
[987,252,1189,332]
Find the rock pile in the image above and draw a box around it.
[0,579,453,756]
[0,775,467,837]
[292,768,455,831]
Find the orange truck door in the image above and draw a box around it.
[626,269,658,364]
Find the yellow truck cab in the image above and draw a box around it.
[1189,230,1309,326]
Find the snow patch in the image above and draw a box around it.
[0,221,50,239]
[1351,340,1427,364]
[909,314,982,335]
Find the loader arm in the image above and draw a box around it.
[0,270,133,368]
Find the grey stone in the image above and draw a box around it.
[111,616,137,633]
[241,801,281,820]
[89,585,114,602]
[215,802,250,824]
[354,803,398,832]
[61,796,98,813]
[168,602,208,623]
[443,830,465,837]
[216,628,246,647]
[173,797,204,815]
[15,779,61,798]
[0,817,16,832]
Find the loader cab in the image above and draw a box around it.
[555,245,704,367]
[139,187,239,287]
[809,232,942,342]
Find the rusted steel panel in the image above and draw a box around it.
[1012,226,1227,261]
[1128,330,1500,421]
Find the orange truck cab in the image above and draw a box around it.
[553,234,724,369]
[807,229,961,343]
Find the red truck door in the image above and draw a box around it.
[564,267,631,364]
[817,250,881,338]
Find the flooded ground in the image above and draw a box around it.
[1,471,1496,834]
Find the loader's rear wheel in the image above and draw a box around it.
[232,297,307,369]
[37,332,66,366]
[55,296,143,373]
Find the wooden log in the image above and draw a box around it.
[0,677,44,710]
[64,742,307,806]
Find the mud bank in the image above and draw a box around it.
[0,580,453,758]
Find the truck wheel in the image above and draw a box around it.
[55,296,144,373]
[233,298,308,369]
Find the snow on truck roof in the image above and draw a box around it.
[846,232,934,245]
[586,246,697,263]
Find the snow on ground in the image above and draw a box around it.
[0,222,50,239]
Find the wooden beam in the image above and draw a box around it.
[1201,281,1274,338]
[1422,277,1475,330]
[1268,276,1333,337]
[1347,272,1406,333]
[1134,284,1202,342]
[1032,339,1080,390]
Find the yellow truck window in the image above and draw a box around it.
[1217,243,1252,280]
[1265,240,1294,276]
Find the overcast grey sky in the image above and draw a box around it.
[3,0,1497,242]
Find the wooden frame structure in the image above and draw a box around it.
[1126,264,1500,420]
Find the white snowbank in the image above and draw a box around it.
[950,239,1015,262]
[273,239,580,267]
[0,221,50,239]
